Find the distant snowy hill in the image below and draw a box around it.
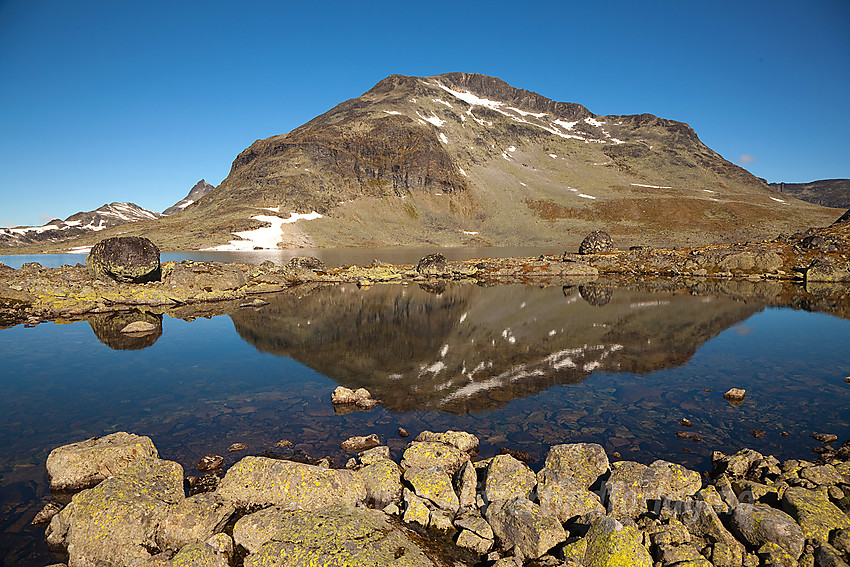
[0,202,162,248]
[162,179,215,215]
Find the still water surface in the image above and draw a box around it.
[1,278,849,564]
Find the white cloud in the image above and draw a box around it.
[737,154,756,165]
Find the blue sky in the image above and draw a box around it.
[1,0,848,227]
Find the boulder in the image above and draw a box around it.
[86,236,161,283]
[216,456,365,510]
[536,468,604,523]
[45,457,184,567]
[455,461,478,509]
[286,256,327,273]
[46,431,159,491]
[782,486,850,543]
[483,454,537,503]
[484,496,566,560]
[806,258,850,283]
[583,516,652,567]
[242,505,438,567]
[170,541,230,567]
[542,442,609,489]
[417,253,447,274]
[401,441,470,475]
[404,466,460,513]
[665,499,744,567]
[729,503,804,559]
[164,261,246,292]
[157,492,235,551]
[403,488,432,528]
[605,460,701,518]
[355,459,403,508]
[578,230,613,255]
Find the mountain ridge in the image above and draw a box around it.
[3,72,841,252]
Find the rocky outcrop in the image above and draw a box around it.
[86,236,161,283]
[39,431,850,566]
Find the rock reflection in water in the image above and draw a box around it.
[87,311,163,350]
[230,284,763,413]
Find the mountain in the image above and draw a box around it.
[769,179,850,208]
[7,73,841,252]
[162,179,216,215]
[0,202,162,248]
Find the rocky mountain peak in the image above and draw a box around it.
[162,179,216,215]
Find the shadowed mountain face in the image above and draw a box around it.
[19,73,838,253]
[770,179,850,209]
[229,283,763,413]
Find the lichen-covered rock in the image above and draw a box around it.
[286,256,327,273]
[417,253,447,274]
[455,461,478,509]
[403,488,431,528]
[729,503,804,559]
[806,258,850,282]
[815,542,850,567]
[667,499,744,567]
[483,454,537,503]
[157,492,235,551]
[170,541,230,567]
[542,443,609,489]
[86,236,161,283]
[233,506,289,554]
[357,445,391,466]
[401,441,470,475]
[800,464,848,486]
[415,430,479,455]
[605,460,701,518]
[484,496,566,559]
[404,466,460,513]
[45,457,184,567]
[455,529,493,554]
[582,515,652,567]
[536,468,604,523]
[216,456,365,510]
[578,230,613,255]
[782,486,850,543]
[46,431,159,491]
[164,261,246,292]
[241,506,438,567]
[356,459,403,508]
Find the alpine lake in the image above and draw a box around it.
[1,248,850,565]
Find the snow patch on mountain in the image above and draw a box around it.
[203,211,323,251]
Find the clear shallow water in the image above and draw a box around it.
[1,282,850,564]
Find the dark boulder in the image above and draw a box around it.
[286,256,327,272]
[417,253,447,274]
[86,237,161,283]
[578,230,613,255]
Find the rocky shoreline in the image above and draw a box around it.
[34,424,850,567]
[2,228,850,328]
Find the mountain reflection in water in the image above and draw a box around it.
[229,284,763,413]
